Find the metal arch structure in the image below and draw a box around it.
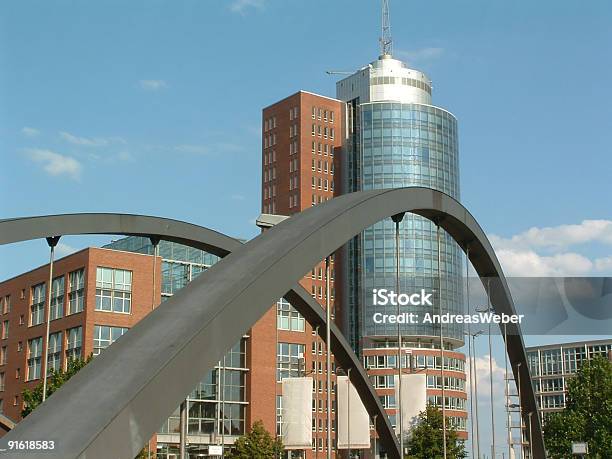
[0,214,402,457]
[0,187,546,458]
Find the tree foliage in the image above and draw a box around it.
[226,420,284,459]
[406,404,467,459]
[544,355,612,458]
[21,355,93,418]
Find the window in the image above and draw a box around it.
[93,325,129,356]
[330,128,335,140]
[69,269,85,314]
[50,275,64,320]
[277,342,304,381]
[0,373,4,392]
[311,124,316,136]
[30,283,46,326]
[276,299,305,332]
[330,111,335,123]
[311,107,316,119]
[66,326,82,363]
[27,337,42,381]
[96,267,132,313]
[0,346,6,365]
[1,321,7,340]
[2,296,10,314]
[47,332,62,374]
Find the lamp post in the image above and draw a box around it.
[476,279,495,459]
[468,330,484,459]
[42,236,60,403]
[391,213,405,456]
[325,256,332,459]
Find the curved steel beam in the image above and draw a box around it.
[0,187,546,458]
[0,213,401,458]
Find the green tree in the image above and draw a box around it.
[21,355,92,418]
[544,355,612,458]
[406,404,467,459]
[226,420,284,459]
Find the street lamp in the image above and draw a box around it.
[476,293,495,459]
[466,329,484,459]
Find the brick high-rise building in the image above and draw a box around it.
[261,90,344,457]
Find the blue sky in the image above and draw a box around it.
[1,0,611,454]
[1,0,611,279]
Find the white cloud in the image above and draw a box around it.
[494,249,594,276]
[59,131,108,147]
[489,220,612,276]
[467,355,506,401]
[24,149,82,181]
[396,47,445,62]
[229,0,265,14]
[489,220,612,251]
[139,79,167,91]
[21,127,40,137]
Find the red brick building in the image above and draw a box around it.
[0,247,161,423]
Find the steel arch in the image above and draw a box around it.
[0,214,402,457]
[0,187,545,458]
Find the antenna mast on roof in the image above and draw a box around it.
[380,0,393,56]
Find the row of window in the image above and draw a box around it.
[18,327,81,383]
[370,75,432,95]
[311,194,331,206]
[310,267,335,281]
[288,193,299,209]
[263,116,277,132]
[263,166,276,183]
[263,133,276,149]
[527,344,612,376]
[311,124,335,140]
[311,141,334,157]
[311,176,333,192]
[363,354,466,372]
[27,269,85,328]
[262,149,276,166]
[311,158,334,175]
[369,374,466,391]
[263,184,276,201]
[310,284,336,301]
[311,107,335,123]
[262,201,277,214]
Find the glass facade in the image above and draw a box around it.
[103,236,247,456]
[345,102,463,347]
[527,339,612,423]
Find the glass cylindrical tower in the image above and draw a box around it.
[337,54,464,352]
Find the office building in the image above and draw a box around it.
[0,247,160,427]
[262,90,344,457]
[526,338,612,424]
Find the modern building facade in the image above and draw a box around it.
[334,52,468,450]
[0,247,161,425]
[261,51,468,457]
[526,338,612,425]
